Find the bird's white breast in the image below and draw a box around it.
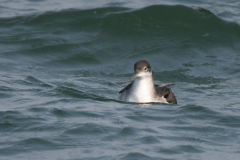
[119,77,156,103]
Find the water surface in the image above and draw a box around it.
[0,0,240,159]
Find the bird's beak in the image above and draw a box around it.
[130,72,139,81]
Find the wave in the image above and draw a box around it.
[1,5,240,43]
[0,5,239,86]
[1,5,239,68]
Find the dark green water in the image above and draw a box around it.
[0,1,240,159]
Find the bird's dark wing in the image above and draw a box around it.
[119,82,133,94]
[155,84,177,104]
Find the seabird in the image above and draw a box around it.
[118,60,177,104]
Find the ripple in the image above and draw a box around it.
[125,114,172,123]
[63,123,106,135]
[55,85,119,102]
[0,110,46,132]
[120,152,152,160]
[50,107,103,118]
[216,115,240,128]
[178,105,216,113]
[19,137,56,146]
[118,127,137,136]
[158,145,203,155]
[139,135,160,144]
[0,86,14,99]
[19,75,54,88]
[176,145,204,153]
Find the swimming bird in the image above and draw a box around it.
[118,60,177,104]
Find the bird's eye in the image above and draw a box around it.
[144,68,147,70]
